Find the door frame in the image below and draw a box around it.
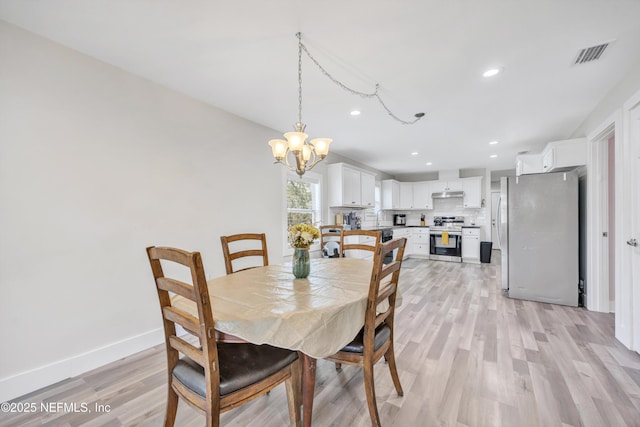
[586,111,620,313]
[623,89,640,351]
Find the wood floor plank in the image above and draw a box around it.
[3,254,640,426]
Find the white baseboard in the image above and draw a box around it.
[0,328,164,403]
[610,300,615,313]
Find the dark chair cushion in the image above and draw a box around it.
[172,343,298,398]
[340,323,391,354]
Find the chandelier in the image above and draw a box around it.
[268,33,331,177]
[268,32,425,177]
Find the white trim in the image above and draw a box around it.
[622,89,640,351]
[0,328,164,403]
[585,111,620,312]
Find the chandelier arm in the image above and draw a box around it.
[298,35,424,125]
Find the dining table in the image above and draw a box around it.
[172,257,383,426]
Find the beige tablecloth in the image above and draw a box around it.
[172,258,390,358]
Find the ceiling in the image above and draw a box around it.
[2,1,640,176]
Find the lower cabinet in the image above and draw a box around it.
[410,227,430,258]
[462,228,480,263]
[393,228,412,260]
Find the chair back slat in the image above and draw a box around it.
[220,233,269,274]
[163,306,201,335]
[157,277,197,300]
[169,336,205,366]
[341,229,382,257]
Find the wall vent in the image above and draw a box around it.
[573,42,611,65]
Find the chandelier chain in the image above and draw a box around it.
[297,34,424,125]
[297,33,303,125]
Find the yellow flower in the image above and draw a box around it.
[287,223,320,248]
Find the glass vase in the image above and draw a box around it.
[292,248,310,278]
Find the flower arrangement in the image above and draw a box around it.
[288,223,320,249]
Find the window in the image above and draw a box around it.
[286,174,321,227]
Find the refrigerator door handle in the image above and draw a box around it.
[496,197,502,246]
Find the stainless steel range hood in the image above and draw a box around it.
[431,191,464,199]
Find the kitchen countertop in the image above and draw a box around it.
[461,225,481,228]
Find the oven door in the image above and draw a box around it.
[429,232,462,257]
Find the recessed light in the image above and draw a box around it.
[411,152,419,156]
[350,110,361,116]
[425,162,433,166]
[483,68,501,77]
[490,154,498,158]
[489,140,499,145]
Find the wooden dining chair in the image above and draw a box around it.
[320,225,343,258]
[220,233,269,274]
[340,229,382,258]
[146,246,300,427]
[325,237,407,427]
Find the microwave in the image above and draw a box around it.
[393,214,406,226]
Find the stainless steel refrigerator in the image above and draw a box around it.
[498,171,579,306]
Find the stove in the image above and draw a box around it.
[430,216,464,233]
[429,216,464,262]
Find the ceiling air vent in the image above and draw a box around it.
[573,42,611,65]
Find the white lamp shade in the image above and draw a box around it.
[302,145,312,161]
[310,138,332,157]
[284,131,308,152]
[268,139,287,160]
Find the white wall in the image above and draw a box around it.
[573,58,640,137]
[0,21,287,401]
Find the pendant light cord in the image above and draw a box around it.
[296,32,425,125]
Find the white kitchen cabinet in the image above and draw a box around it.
[381,179,400,210]
[541,138,586,173]
[412,181,433,210]
[411,227,430,258]
[360,171,376,208]
[516,153,543,176]
[393,227,412,259]
[431,179,462,193]
[328,163,376,208]
[462,177,483,208]
[462,227,480,263]
[399,182,414,209]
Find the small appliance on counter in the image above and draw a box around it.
[341,211,360,230]
[393,214,406,226]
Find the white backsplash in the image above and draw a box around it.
[329,199,491,240]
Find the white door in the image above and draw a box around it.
[491,192,501,250]
[628,97,640,351]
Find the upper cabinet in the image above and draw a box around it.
[399,182,414,209]
[328,163,376,208]
[431,179,462,192]
[516,153,543,176]
[541,138,586,173]
[515,138,587,175]
[413,181,432,210]
[382,177,481,210]
[382,180,433,210]
[461,177,483,208]
[360,171,376,208]
[382,180,400,210]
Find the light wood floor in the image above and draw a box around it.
[3,253,640,426]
